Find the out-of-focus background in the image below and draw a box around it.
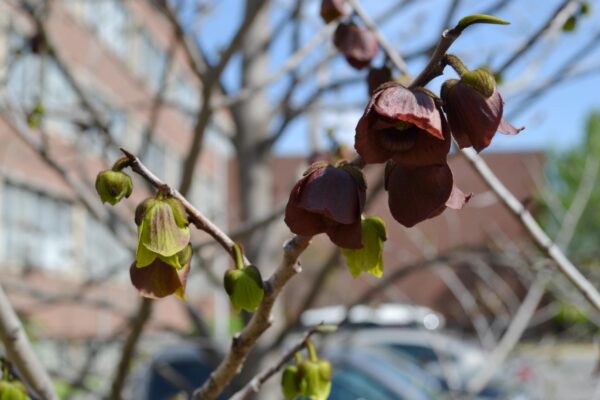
[0,0,599,399]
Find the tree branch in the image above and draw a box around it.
[0,284,58,400]
[229,325,324,400]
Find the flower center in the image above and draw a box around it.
[376,124,418,152]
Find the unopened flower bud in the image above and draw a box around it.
[0,380,27,400]
[224,265,265,313]
[95,170,133,205]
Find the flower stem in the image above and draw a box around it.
[444,54,469,76]
[305,340,318,362]
[233,243,245,270]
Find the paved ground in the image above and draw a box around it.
[509,343,600,400]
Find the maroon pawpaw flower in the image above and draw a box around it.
[284,162,366,249]
[355,83,451,167]
[320,0,346,23]
[385,162,470,227]
[441,69,524,152]
[333,22,379,70]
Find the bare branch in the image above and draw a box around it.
[0,284,58,400]
[229,325,325,400]
[192,235,312,400]
[107,298,153,400]
[495,0,580,75]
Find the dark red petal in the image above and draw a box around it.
[355,109,393,164]
[498,117,524,135]
[386,163,453,227]
[334,23,379,70]
[130,260,189,299]
[320,0,346,23]
[445,186,472,209]
[391,113,451,168]
[297,166,362,225]
[445,83,503,152]
[374,84,444,140]
[284,178,327,236]
[325,219,363,249]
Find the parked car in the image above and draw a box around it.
[324,346,447,400]
[322,327,530,399]
[130,342,227,400]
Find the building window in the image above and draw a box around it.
[145,139,166,178]
[139,30,166,91]
[84,218,129,278]
[2,182,73,271]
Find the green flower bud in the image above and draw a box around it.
[281,365,301,400]
[461,68,496,98]
[562,15,577,32]
[341,216,387,278]
[95,170,133,205]
[0,381,28,400]
[298,360,332,400]
[223,265,264,313]
[136,199,191,269]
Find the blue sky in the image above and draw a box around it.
[190,0,600,155]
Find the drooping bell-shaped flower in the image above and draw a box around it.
[284,162,366,249]
[135,197,190,269]
[130,244,192,300]
[385,162,470,227]
[320,0,346,23]
[297,341,332,400]
[95,170,133,205]
[355,83,450,167]
[441,68,523,152]
[333,22,379,70]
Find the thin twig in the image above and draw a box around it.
[192,235,312,400]
[346,0,409,76]
[348,0,600,315]
[229,326,323,400]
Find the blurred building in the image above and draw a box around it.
[0,0,233,388]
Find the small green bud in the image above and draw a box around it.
[26,101,44,129]
[281,365,301,400]
[95,170,133,205]
[562,15,577,32]
[461,69,496,98]
[298,360,332,400]
[223,265,265,313]
[0,381,28,400]
[581,2,591,15]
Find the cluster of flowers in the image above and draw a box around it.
[285,0,523,251]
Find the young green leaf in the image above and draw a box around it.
[455,14,509,32]
[341,216,387,278]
